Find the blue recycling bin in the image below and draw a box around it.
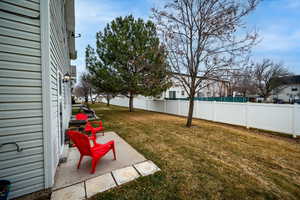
[0,180,11,200]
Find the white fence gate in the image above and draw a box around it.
[107,96,300,137]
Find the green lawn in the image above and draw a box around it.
[86,103,300,200]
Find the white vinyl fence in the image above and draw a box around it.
[107,96,300,137]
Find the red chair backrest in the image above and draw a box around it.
[93,121,103,127]
[84,121,103,132]
[67,130,92,156]
[76,113,88,120]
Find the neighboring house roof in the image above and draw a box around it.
[272,75,300,86]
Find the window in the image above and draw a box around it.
[169,91,176,99]
[181,90,185,96]
[292,88,298,92]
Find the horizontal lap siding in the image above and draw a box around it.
[0,0,44,199]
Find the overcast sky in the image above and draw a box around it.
[72,0,300,78]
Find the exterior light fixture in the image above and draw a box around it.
[63,72,71,83]
[71,32,81,38]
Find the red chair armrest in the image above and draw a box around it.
[92,140,114,150]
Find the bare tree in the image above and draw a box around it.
[253,59,290,101]
[229,64,256,97]
[152,0,259,127]
[75,72,93,103]
[73,85,86,100]
[215,80,230,97]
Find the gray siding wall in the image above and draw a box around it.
[0,0,72,198]
[0,0,45,199]
[49,0,72,174]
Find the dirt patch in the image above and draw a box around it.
[14,189,51,200]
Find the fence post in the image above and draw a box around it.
[213,101,216,121]
[164,100,167,113]
[194,100,197,118]
[292,104,297,138]
[178,100,181,116]
[245,102,250,129]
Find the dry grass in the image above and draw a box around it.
[87,103,300,200]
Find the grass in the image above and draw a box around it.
[84,103,300,200]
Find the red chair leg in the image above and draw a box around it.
[77,155,83,169]
[111,141,116,160]
[91,158,100,174]
[92,129,97,141]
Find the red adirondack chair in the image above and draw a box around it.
[75,113,105,142]
[67,130,116,174]
[85,121,105,139]
[75,113,88,120]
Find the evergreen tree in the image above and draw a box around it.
[86,45,121,106]
[95,15,171,112]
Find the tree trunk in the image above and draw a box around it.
[243,91,246,97]
[90,89,94,104]
[186,96,194,127]
[106,95,110,106]
[129,93,134,112]
[84,95,88,103]
[263,96,268,102]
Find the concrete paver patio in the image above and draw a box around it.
[51,160,160,200]
[112,166,140,185]
[51,182,85,200]
[85,173,116,198]
[134,160,160,176]
[51,131,160,200]
[53,131,146,189]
